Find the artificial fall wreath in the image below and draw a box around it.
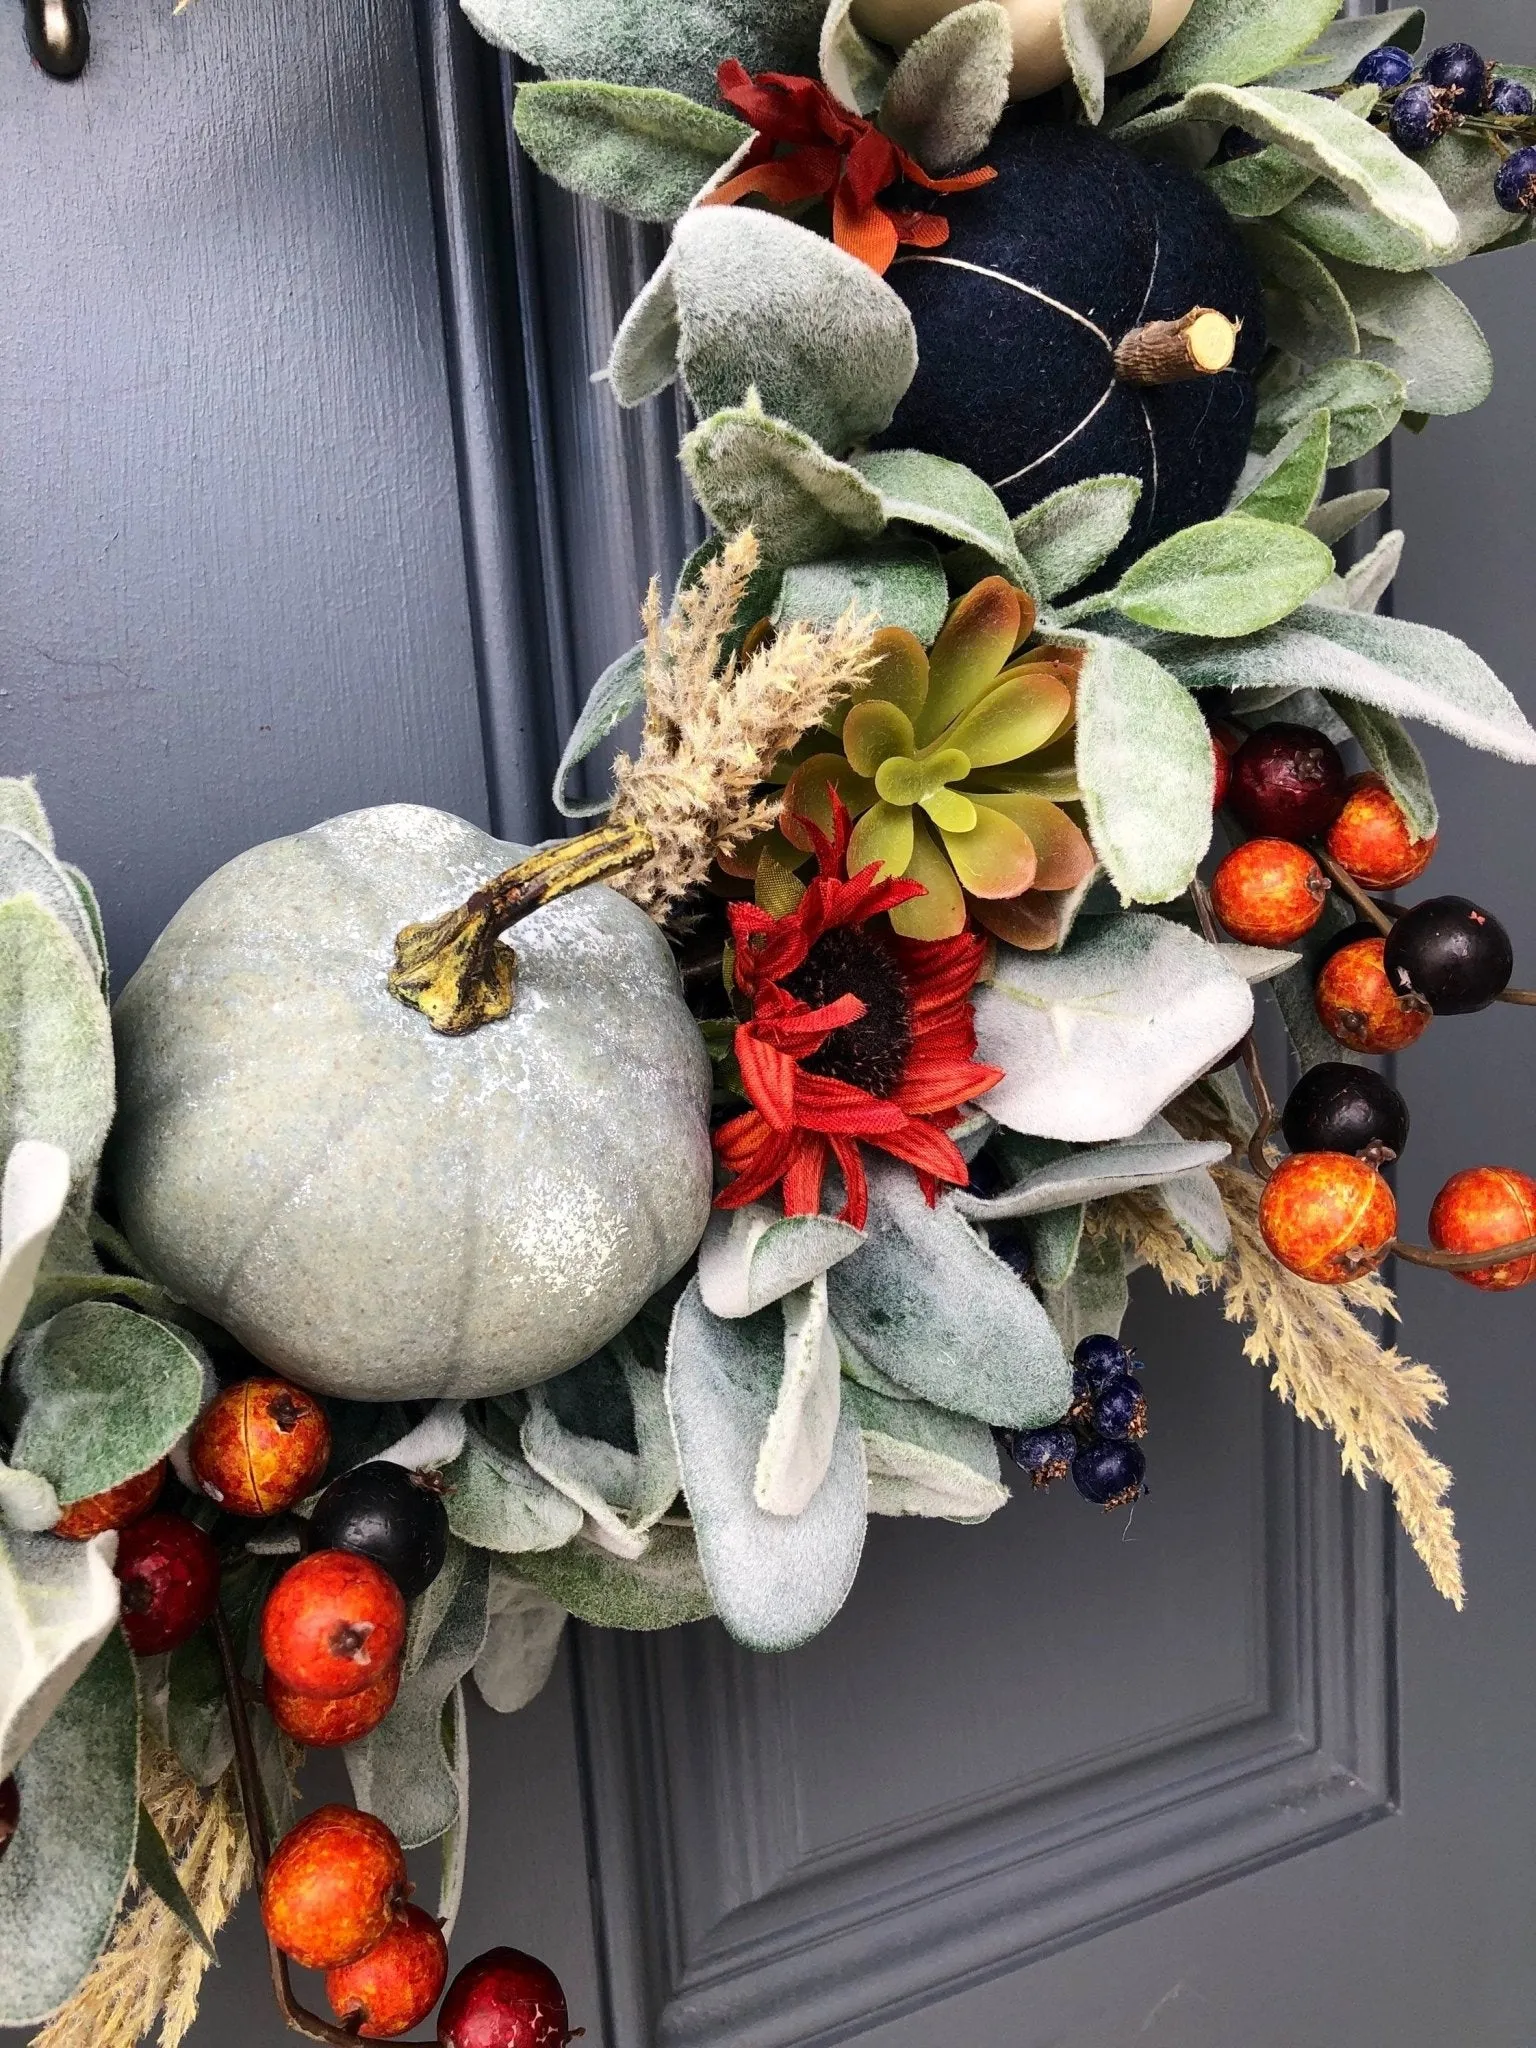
[6,2,1536,2044]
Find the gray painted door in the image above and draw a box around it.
[4,0,1533,2042]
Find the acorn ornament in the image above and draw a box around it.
[850,0,1197,100]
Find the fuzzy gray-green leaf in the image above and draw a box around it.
[1305,488,1389,546]
[1325,262,1492,418]
[1230,410,1330,525]
[1156,0,1359,93]
[1061,0,1151,124]
[851,449,1031,583]
[697,1202,865,1319]
[1011,475,1141,600]
[1203,142,1318,219]
[443,1421,584,1554]
[775,539,950,643]
[878,3,1011,172]
[952,1133,1229,1222]
[820,0,894,114]
[1326,696,1438,841]
[1043,1234,1129,1352]
[1242,219,1359,367]
[134,1803,214,1959]
[0,782,52,854]
[1255,357,1406,468]
[0,896,114,1195]
[1262,8,1424,89]
[461,0,825,106]
[1106,515,1334,636]
[844,1382,1008,1524]
[683,403,887,563]
[512,81,748,221]
[509,1523,715,1629]
[1282,131,1526,272]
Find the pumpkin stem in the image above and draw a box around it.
[1114,307,1238,385]
[388,821,655,1035]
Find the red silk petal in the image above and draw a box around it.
[832,186,900,274]
[735,1029,798,1132]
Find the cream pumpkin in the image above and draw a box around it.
[110,805,713,1402]
[850,0,1196,98]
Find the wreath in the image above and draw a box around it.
[5,4,1536,2044]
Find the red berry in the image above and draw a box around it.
[53,1461,165,1541]
[1210,728,1234,811]
[1259,1152,1397,1284]
[262,1551,406,1699]
[1315,937,1430,1054]
[1429,1166,1536,1290]
[1325,774,1437,889]
[1211,839,1330,945]
[191,1377,330,1518]
[261,1805,408,1971]
[265,1659,401,1747]
[437,1949,576,2048]
[1227,722,1347,840]
[115,1512,221,1655]
[326,1905,448,2039]
[0,1775,17,1860]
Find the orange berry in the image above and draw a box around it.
[261,1805,408,1971]
[264,1660,401,1747]
[325,1905,448,2039]
[262,1550,406,1699]
[53,1460,165,1541]
[1325,773,1437,889]
[190,1377,330,1517]
[1315,937,1431,1054]
[1211,839,1330,946]
[1429,1166,1536,1290]
[1259,1152,1397,1284]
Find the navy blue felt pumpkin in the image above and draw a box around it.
[880,117,1266,579]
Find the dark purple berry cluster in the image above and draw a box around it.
[1007,1335,1147,1510]
[1349,38,1536,212]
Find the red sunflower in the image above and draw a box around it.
[714,799,1003,1231]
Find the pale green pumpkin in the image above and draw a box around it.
[110,806,713,1402]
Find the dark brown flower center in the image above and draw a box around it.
[782,925,912,1098]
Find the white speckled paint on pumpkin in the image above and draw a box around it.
[850,0,1196,98]
[110,805,713,1401]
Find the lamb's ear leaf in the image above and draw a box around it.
[345,1548,489,1849]
[508,1524,715,1629]
[472,1562,567,1715]
[1067,633,1214,904]
[755,1278,843,1517]
[850,449,1033,585]
[1305,488,1389,545]
[1254,357,1406,468]
[511,81,749,222]
[1059,0,1151,125]
[442,1422,584,1555]
[437,1686,470,1939]
[165,1556,272,1789]
[1042,1233,1130,1352]
[844,1382,1009,1524]
[1095,515,1334,637]
[683,403,887,564]
[553,642,646,821]
[1240,221,1358,368]
[1323,262,1493,418]
[0,1530,121,1786]
[672,210,917,455]
[1262,7,1424,89]
[665,1279,866,1651]
[1282,130,1528,272]
[1154,1164,1231,1260]
[0,1140,70,1359]
[1339,530,1404,616]
[1203,140,1317,219]
[1155,0,1340,93]
[1159,604,1536,766]
[609,250,682,406]
[7,1304,204,1510]
[1024,1204,1086,1288]
[0,1625,138,2025]
[1229,410,1331,525]
[0,895,114,1197]
[134,1803,214,1960]
[0,781,52,854]
[879,2,1011,170]
[697,1203,865,1319]
[1011,475,1141,600]
[522,1383,647,1561]
[0,830,101,981]
[0,1460,58,1535]
[953,1134,1229,1221]
[975,914,1256,1142]
[821,0,894,114]
[825,1161,1072,1428]
[1326,695,1438,841]
[774,539,950,643]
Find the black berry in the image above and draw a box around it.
[1353,46,1415,90]
[1227,723,1348,841]
[1382,896,1514,1014]
[1283,1062,1410,1164]
[1009,1424,1078,1488]
[1424,41,1491,113]
[1073,1334,1131,1392]
[307,1461,449,1599]
[1391,82,1455,150]
[1495,145,1536,215]
[1093,1377,1147,1443]
[1489,77,1535,119]
[1071,1440,1146,1509]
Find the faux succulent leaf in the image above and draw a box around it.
[975,914,1256,1142]
[0,830,102,981]
[461,0,825,106]
[510,1524,715,1628]
[1326,695,1438,841]
[672,210,917,455]
[683,402,887,564]
[666,1280,866,1651]
[512,81,748,222]
[0,895,114,1196]
[825,1160,1072,1428]
[0,1626,137,2025]
[1306,488,1389,546]
[1262,8,1424,89]
[1042,1233,1130,1352]
[1155,0,1340,92]
[843,1381,1008,1523]
[346,1547,489,1850]
[952,1133,1228,1222]
[697,1202,865,1319]
[473,1562,567,1715]
[1254,357,1406,468]
[0,1530,120,1784]
[1230,410,1330,525]
[1241,220,1359,368]
[134,1803,214,1960]
[7,1304,204,1509]
[775,539,949,645]
[850,449,1032,584]
[878,2,1012,173]
[1099,515,1334,637]
[820,0,894,114]
[1011,475,1141,600]
[0,1140,70,1359]
[1060,0,1151,124]
[553,642,646,821]
[0,781,52,854]
[1324,262,1492,418]
[1161,604,1536,766]
[443,1421,584,1554]
[1282,130,1525,272]
[1068,632,1214,904]
[755,1278,843,1517]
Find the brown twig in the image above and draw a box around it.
[1190,877,1278,1179]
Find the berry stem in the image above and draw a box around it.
[1190,877,1279,1179]
[1314,846,1536,1005]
